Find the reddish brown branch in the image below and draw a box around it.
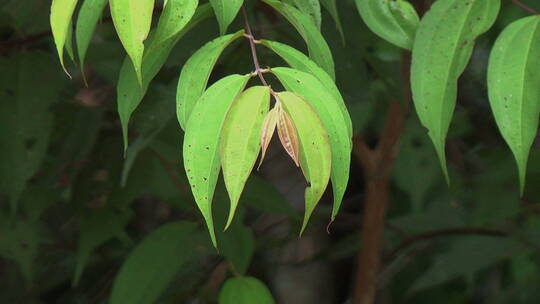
[384,228,507,261]
[241,6,269,87]
[511,0,539,15]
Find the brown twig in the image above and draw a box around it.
[510,0,539,15]
[384,228,507,261]
[241,6,270,87]
[351,52,412,304]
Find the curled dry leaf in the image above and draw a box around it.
[276,103,300,167]
[258,107,279,169]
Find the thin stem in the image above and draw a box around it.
[242,6,269,87]
[511,0,539,15]
[384,228,507,261]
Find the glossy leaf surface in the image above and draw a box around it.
[50,0,78,75]
[176,30,244,130]
[411,0,500,181]
[278,92,331,234]
[209,0,243,35]
[153,0,198,43]
[355,0,419,50]
[263,40,352,137]
[117,4,212,151]
[262,0,335,80]
[109,0,155,84]
[220,86,270,229]
[487,16,540,193]
[273,67,351,221]
[75,0,109,78]
[183,74,250,246]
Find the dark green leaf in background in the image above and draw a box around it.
[110,222,209,304]
[219,276,275,304]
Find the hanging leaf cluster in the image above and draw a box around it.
[177,35,352,246]
[357,0,540,194]
[49,0,351,246]
[49,0,540,249]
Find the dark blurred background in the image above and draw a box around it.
[0,0,539,303]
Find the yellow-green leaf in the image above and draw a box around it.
[50,0,79,76]
[262,40,352,137]
[273,67,351,221]
[75,0,108,81]
[278,92,331,234]
[262,0,335,80]
[183,74,250,247]
[209,0,243,35]
[355,0,419,50]
[220,86,270,229]
[117,4,213,152]
[153,0,198,43]
[109,0,155,85]
[411,0,500,182]
[487,16,540,194]
[176,30,244,130]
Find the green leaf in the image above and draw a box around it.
[284,0,321,29]
[110,222,209,304]
[0,52,63,211]
[50,0,79,75]
[278,92,331,234]
[121,83,176,186]
[320,0,345,44]
[355,0,419,50]
[75,0,108,81]
[176,30,244,130]
[0,217,42,283]
[109,0,155,84]
[220,86,270,229]
[241,176,297,217]
[411,0,500,181]
[261,40,352,137]
[393,118,441,212]
[487,16,540,194]
[209,0,243,35]
[214,205,255,275]
[65,20,75,63]
[273,67,351,221]
[412,237,522,292]
[183,74,250,247]
[117,4,213,151]
[153,0,198,43]
[73,206,133,286]
[219,277,275,304]
[262,0,335,80]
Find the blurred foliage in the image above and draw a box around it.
[0,0,539,303]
